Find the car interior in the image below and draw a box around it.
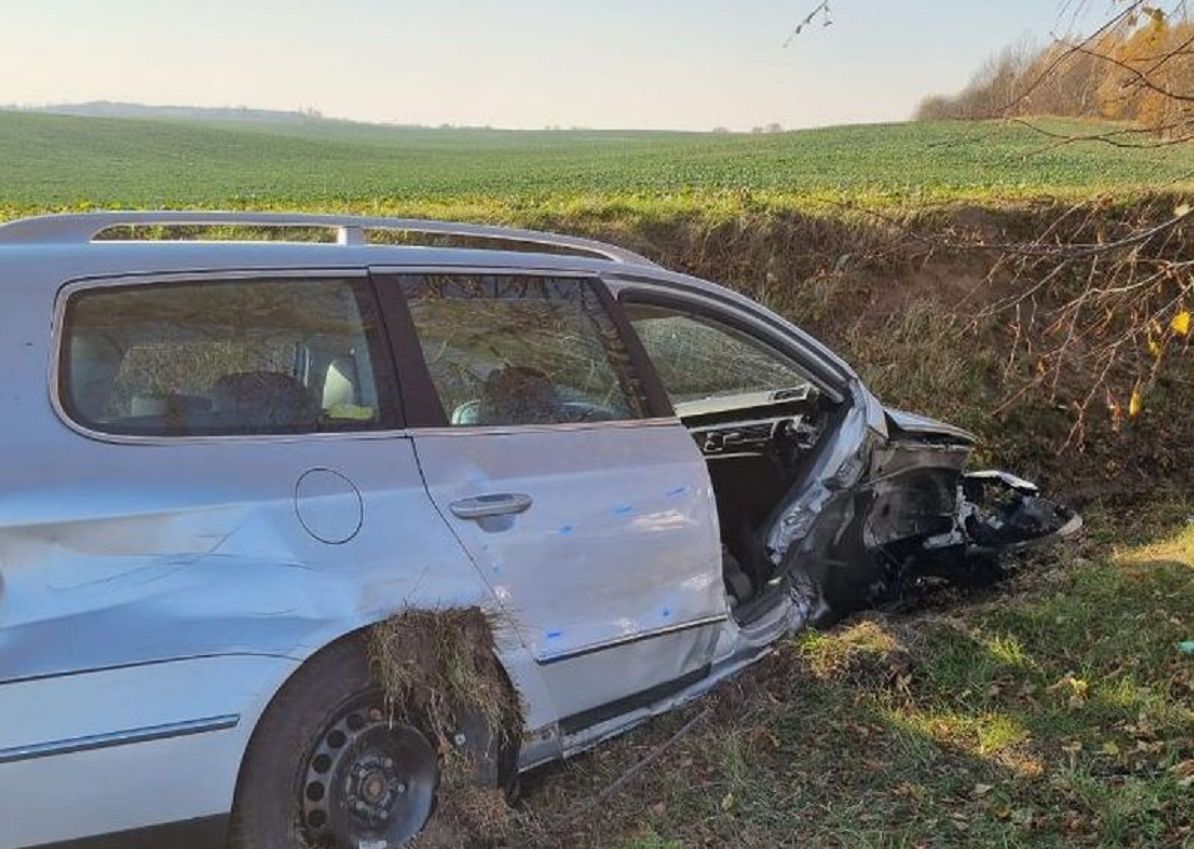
[622,301,840,616]
[68,340,381,435]
[61,279,384,436]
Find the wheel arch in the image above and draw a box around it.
[227,607,534,831]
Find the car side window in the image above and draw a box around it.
[399,274,650,427]
[61,276,396,436]
[623,302,812,412]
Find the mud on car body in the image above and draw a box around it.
[0,212,1079,849]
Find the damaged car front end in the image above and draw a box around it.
[763,397,1081,631]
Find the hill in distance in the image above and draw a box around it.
[7,100,335,125]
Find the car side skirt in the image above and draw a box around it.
[558,664,711,736]
[23,816,228,849]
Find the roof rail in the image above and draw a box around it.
[0,211,657,266]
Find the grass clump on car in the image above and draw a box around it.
[369,608,523,847]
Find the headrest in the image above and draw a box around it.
[477,366,562,425]
[212,371,319,429]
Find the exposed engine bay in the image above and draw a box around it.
[678,387,1081,625]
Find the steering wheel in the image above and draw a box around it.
[449,398,617,426]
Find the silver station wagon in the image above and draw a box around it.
[0,212,1079,849]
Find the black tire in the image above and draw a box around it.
[228,636,393,849]
[229,634,515,849]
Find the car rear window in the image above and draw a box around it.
[59,276,397,436]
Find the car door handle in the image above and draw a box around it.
[449,492,534,520]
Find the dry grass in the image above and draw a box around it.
[369,608,520,742]
[368,608,522,848]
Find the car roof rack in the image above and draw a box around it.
[0,211,657,266]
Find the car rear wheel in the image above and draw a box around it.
[228,637,444,849]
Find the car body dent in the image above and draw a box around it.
[0,440,492,682]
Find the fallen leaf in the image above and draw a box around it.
[1129,388,1143,418]
[1173,309,1191,337]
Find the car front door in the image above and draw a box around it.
[372,270,727,728]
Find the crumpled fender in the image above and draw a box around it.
[770,398,1079,630]
[884,407,978,445]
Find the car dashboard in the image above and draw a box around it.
[677,385,829,461]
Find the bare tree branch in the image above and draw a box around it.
[783,1,832,47]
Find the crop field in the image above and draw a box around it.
[0,110,1192,212]
[3,111,1193,847]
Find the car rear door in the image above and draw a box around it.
[372,270,727,727]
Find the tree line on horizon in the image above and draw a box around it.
[916,9,1193,133]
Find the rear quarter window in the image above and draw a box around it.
[58,276,398,437]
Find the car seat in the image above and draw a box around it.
[475,366,563,425]
[212,371,321,430]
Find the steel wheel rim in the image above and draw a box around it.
[301,699,438,848]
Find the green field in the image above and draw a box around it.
[0,110,1190,211]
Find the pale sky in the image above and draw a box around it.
[0,1,1111,131]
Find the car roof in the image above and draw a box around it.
[0,238,627,279]
[0,210,693,294]
[0,208,654,265]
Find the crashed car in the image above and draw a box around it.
[0,212,1079,849]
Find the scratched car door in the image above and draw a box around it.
[375,271,728,726]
